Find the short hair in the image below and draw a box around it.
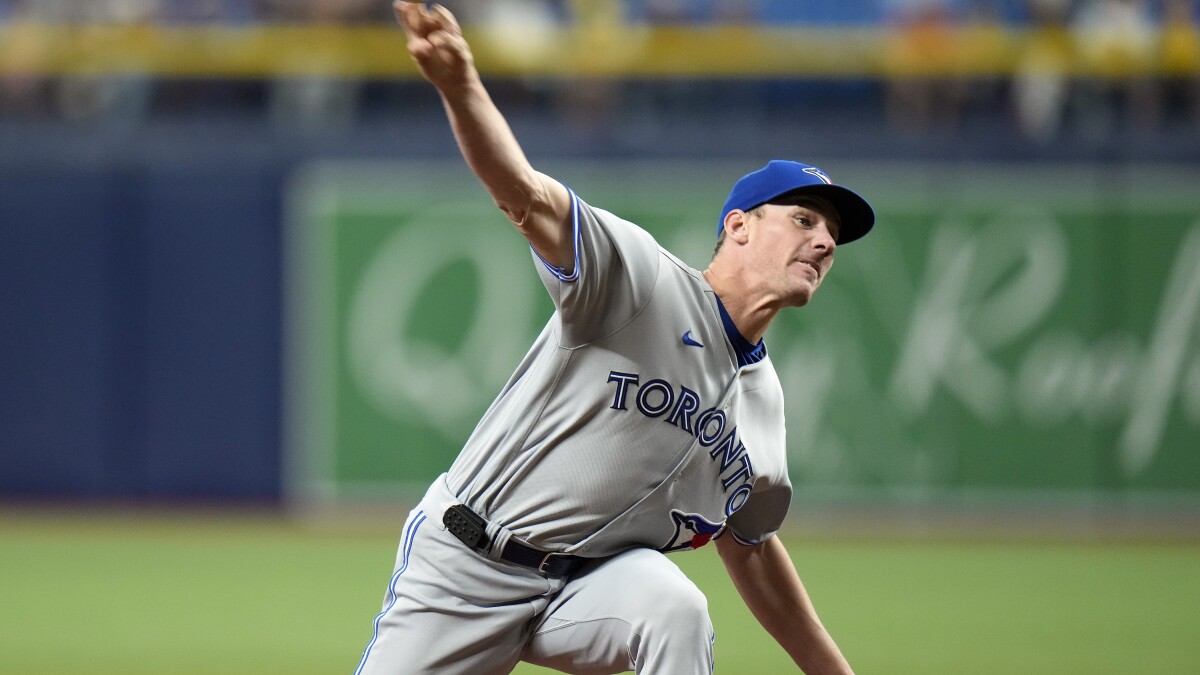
[712,230,727,257]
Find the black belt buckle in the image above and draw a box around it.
[444,504,489,550]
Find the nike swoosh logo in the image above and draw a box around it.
[682,331,704,348]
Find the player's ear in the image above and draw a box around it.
[723,209,751,244]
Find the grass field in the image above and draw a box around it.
[2,509,1198,674]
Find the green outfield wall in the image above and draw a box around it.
[285,161,1200,508]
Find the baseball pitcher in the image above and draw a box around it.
[355,3,876,673]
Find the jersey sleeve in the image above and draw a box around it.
[723,477,793,545]
[532,187,661,346]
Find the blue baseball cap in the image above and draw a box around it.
[718,160,875,244]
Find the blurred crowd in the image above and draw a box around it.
[882,0,1200,141]
[0,0,1198,144]
[0,0,384,24]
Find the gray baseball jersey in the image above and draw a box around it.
[447,187,792,557]
[355,187,794,674]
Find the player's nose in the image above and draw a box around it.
[813,225,836,254]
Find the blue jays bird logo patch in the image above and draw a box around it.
[659,510,726,552]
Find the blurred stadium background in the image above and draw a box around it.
[2,0,1199,673]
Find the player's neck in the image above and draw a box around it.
[702,267,778,344]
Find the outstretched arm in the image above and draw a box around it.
[716,534,854,674]
[394,1,573,270]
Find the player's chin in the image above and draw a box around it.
[784,275,819,306]
[784,284,816,308]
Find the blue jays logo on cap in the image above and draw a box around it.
[802,166,832,184]
[718,160,875,245]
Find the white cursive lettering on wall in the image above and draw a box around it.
[344,200,1198,482]
[1121,220,1200,475]
[886,207,1068,423]
[784,212,1199,481]
[345,202,535,440]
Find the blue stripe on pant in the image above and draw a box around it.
[354,510,426,675]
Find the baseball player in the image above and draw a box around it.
[356,3,876,673]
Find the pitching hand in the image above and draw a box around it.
[393,1,475,91]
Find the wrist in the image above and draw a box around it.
[437,71,488,109]
[436,68,484,98]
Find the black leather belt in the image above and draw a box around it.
[443,504,588,577]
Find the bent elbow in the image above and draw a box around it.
[491,171,543,227]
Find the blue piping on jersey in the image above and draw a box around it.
[354,510,427,675]
[729,530,767,546]
[708,628,717,673]
[714,296,767,368]
[532,185,581,282]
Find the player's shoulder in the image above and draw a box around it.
[658,246,704,284]
[574,196,665,259]
[577,199,654,242]
[573,196,709,289]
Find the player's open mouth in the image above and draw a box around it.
[796,260,820,278]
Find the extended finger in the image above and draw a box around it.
[392,1,419,34]
[430,4,463,37]
[393,1,437,37]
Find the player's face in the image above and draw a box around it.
[747,201,838,307]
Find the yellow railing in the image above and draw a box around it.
[1,23,1197,78]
